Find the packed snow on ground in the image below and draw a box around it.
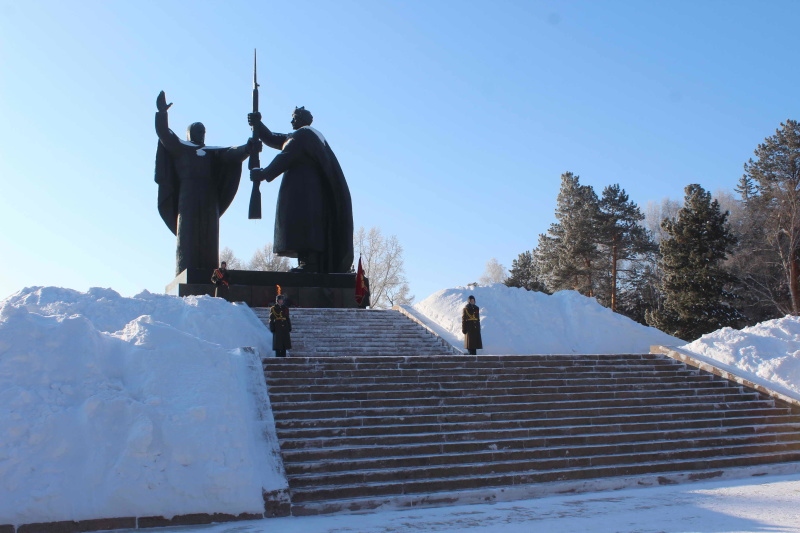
[0,287,284,525]
[681,315,800,395]
[407,284,681,354]
[115,473,800,533]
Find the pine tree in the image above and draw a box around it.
[734,175,757,202]
[646,184,742,340]
[537,172,602,296]
[596,184,657,312]
[505,250,549,293]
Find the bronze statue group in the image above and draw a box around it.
[155,89,481,358]
[154,91,353,277]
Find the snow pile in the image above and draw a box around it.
[681,315,800,394]
[0,287,284,525]
[410,284,681,354]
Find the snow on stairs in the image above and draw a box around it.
[263,353,800,516]
[253,307,460,358]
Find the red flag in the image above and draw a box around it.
[355,257,367,305]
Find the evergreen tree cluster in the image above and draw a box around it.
[506,118,800,341]
[507,173,658,324]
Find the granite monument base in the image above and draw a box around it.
[166,269,368,308]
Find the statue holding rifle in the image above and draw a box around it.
[154,90,256,275]
[247,59,354,274]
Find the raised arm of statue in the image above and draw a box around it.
[248,112,288,151]
[155,91,181,153]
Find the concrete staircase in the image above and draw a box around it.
[253,308,460,358]
[263,353,800,516]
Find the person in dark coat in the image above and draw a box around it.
[269,294,292,358]
[211,261,230,299]
[462,295,482,355]
[248,107,353,273]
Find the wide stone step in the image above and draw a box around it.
[275,395,768,431]
[264,354,669,365]
[289,339,444,347]
[268,379,739,404]
[289,328,434,335]
[265,362,688,380]
[278,414,798,451]
[283,419,800,475]
[285,350,452,356]
[276,408,793,440]
[287,435,800,487]
[265,362,688,379]
[285,351,453,358]
[282,420,800,463]
[265,358,684,369]
[286,345,450,352]
[273,389,775,423]
[289,448,800,504]
[266,374,719,394]
[267,368,712,383]
[281,409,788,451]
[266,369,696,387]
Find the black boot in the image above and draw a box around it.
[292,252,322,273]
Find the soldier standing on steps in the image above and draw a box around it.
[462,295,483,355]
[269,294,292,358]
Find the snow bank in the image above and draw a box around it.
[411,284,680,354]
[681,315,800,394]
[0,287,284,525]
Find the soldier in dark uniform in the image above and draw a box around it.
[211,261,230,299]
[269,294,292,358]
[462,295,482,355]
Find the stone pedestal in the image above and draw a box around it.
[165,269,368,308]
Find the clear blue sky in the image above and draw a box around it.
[1,0,798,302]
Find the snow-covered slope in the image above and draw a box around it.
[681,315,800,394]
[410,284,681,354]
[10,283,800,527]
[0,287,284,525]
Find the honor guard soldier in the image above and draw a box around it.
[269,294,292,358]
[462,295,483,355]
[211,261,230,299]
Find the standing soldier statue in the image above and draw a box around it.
[462,295,483,355]
[247,104,354,274]
[269,293,292,358]
[154,90,255,275]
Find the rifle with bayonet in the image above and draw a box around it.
[248,49,262,219]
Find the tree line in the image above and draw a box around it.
[505,119,800,341]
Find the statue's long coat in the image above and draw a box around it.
[257,126,354,273]
[155,111,248,275]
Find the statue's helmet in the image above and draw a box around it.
[292,107,313,127]
[186,122,206,145]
